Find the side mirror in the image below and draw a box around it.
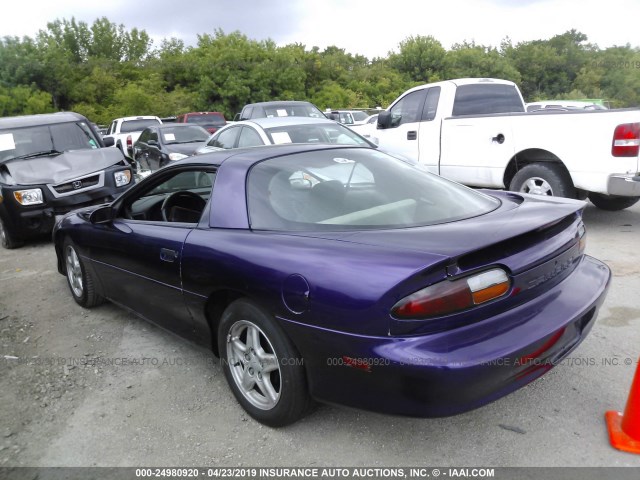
[377,111,393,129]
[102,136,115,147]
[89,205,114,225]
[147,139,158,147]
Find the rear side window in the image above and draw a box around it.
[238,127,264,148]
[210,127,240,149]
[240,107,253,120]
[452,84,525,116]
[422,87,441,121]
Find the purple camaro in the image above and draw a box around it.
[53,144,611,427]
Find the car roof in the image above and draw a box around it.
[181,143,369,170]
[156,123,207,129]
[244,101,316,108]
[180,111,224,116]
[118,116,161,121]
[240,117,338,128]
[0,112,87,129]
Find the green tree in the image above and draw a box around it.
[388,35,446,83]
[444,41,520,84]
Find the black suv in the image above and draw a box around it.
[0,112,133,248]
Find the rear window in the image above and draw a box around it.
[160,126,210,144]
[120,118,161,133]
[247,148,499,231]
[185,114,226,126]
[264,123,370,146]
[262,104,325,119]
[452,84,525,116]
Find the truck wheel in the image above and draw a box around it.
[588,193,640,211]
[0,217,24,249]
[509,163,575,198]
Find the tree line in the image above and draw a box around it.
[1,17,639,124]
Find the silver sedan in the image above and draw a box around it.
[194,116,375,155]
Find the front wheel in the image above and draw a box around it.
[509,163,576,198]
[218,299,312,427]
[63,239,104,308]
[0,217,23,249]
[588,193,640,211]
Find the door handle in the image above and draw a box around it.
[407,131,417,140]
[160,248,179,263]
[492,133,505,144]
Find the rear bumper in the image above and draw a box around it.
[280,255,611,417]
[608,173,640,196]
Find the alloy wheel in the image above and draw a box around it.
[226,320,282,410]
[520,177,554,196]
[65,246,84,298]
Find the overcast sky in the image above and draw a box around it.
[1,0,639,58]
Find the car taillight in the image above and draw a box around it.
[126,135,133,151]
[612,123,640,157]
[392,268,511,319]
[578,221,587,254]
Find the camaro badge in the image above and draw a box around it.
[528,256,575,289]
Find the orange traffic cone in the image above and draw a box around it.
[605,357,640,454]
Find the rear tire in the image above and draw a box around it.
[0,217,23,249]
[218,299,312,427]
[588,193,640,211]
[63,239,104,308]
[509,163,576,198]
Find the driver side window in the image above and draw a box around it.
[389,89,428,127]
[123,169,216,224]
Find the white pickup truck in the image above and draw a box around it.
[103,116,162,160]
[376,78,640,210]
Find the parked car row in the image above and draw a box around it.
[134,124,211,172]
[130,111,388,176]
[0,103,382,249]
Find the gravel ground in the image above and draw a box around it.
[1,202,640,469]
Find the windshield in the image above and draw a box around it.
[186,114,226,126]
[161,126,210,144]
[121,118,161,133]
[264,123,371,146]
[247,148,500,231]
[0,122,100,162]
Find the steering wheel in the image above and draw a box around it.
[161,190,207,222]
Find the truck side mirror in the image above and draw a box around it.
[377,111,392,129]
[102,137,115,147]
